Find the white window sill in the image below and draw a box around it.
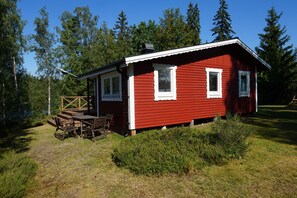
[239,93,250,98]
[155,95,176,101]
[102,97,122,101]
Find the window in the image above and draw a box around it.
[238,70,250,97]
[154,64,177,101]
[101,72,122,101]
[206,68,222,98]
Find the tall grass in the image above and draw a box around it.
[113,115,251,175]
[0,151,37,198]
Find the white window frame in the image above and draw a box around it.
[206,68,223,98]
[238,70,250,97]
[153,64,177,101]
[101,71,122,101]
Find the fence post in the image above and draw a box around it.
[78,96,81,109]
[61,96,64,111]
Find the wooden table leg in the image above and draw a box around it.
[80,121,84,138]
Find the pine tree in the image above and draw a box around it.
[90,21,117,65]
[186,2,201,45]
[256,7,297,104]
[211,0,235,42]
[31,7,56,115]
[113,10,132,58]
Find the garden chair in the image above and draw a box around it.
[83,117,107,141]
[105,114,113,131]
[54,117,77,141]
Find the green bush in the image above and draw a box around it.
[211,114,251,159]
[113,115,251,175]
[0,151,37,198]
[113,128,206,175]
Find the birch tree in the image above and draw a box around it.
[31,7,56,115]
[0,0,26,121]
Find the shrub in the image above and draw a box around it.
[113,128,206,175]
[113,116,251,175]
[0,151,37,198]
[211,114,251,159]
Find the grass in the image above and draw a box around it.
[0,125,37,198]
[2,105,297,197]
[0,151,37,198]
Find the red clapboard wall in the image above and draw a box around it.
[133,47,256,129]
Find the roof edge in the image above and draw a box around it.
[125,38,271,70]
[77,59,125,80]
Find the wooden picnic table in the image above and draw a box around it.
[72,115,98,137]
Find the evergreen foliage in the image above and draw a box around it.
[186,2,201,45]
[90,21,118,66]
[256,7,297,104]
[130,20,158,54]
[156,8,192,51]
[56,6,98,95]
[211,0,235,41]
[113,10,132,58]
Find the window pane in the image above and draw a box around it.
[209,72,218,91]
[241,75,247,92]
[104,79,110,95]
[158,68,171,92]
[112,76,120,95]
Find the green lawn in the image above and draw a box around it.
[2,106,297,197]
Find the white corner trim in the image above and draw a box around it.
[255,66,258,112]
[127,64,135,130]
[206,68,223,98]
[153,64,177,101]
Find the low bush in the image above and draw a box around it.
[113,128,205,175]
[113,115,251,175]
[210,114,251,159]
[0,151,37,198]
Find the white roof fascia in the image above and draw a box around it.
[125,38,271,70]
[125,39,238,65]
[235,40,271,69]
[78,63,127,80]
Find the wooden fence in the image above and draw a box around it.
[61,96,94,111]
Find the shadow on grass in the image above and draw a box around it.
[245,105,297,145]
[0,124,35,154]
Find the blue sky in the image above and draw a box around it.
[19,0,297,75]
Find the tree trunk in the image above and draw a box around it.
[12,57,20,114]
[2,82,6,126]
[48,76,51,115]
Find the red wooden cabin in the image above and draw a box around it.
[78,38,270,135]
